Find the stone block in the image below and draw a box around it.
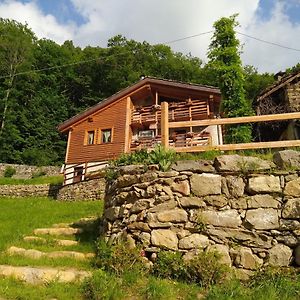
[151,229,178,250]
[247,195,280,209]
[268,244,292,266]
[190,173,221,196]
[226,176,245,198]
[179,196,206,208]
[245,208,279,230]
[156,209,188,223]
[171,180,190,196]
[178,234,209,250]
[200,209,242,228]
[282,198,300,219]
[247,176,281,194]
[171,160,215,172]
[214,155,274,172]
[284,179,300,197]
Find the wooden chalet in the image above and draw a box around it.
[256,71,300,141]
[58,77,222,184]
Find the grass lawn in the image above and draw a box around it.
[0,175,64,185]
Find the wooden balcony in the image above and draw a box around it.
[131,99,210,126]
[130,132,211,152]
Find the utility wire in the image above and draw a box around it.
[237,31,300,52]
[0,29,299,79]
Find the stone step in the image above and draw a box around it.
[23,236,79,246]
[33,227,82,236]
[7,246,95,261]
[0,265,91,284]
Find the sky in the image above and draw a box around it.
[0,0,299,73]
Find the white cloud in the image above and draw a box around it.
[0,0,75,43]
[0,0,299,73]
[241,1,300,72]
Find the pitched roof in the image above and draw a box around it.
[57,77,220,133]
[257,70,300,102]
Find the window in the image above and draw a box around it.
[101,129,112,143]
[138,130,154,139]
[87,130,95,145]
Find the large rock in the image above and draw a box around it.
[151,229,178,250]
[247,176,281,194]
[295,245,300,266]
[171,180,190,196]
[199,209,242,228]
[247,195,280,209]
[178,234,209,250]
[171,160,215,173]
[156,209,188,223]
[214,155,274,172]
[179,196,206,208]
[245,208,279,230]
[226,176,245,198]
[207,228,273,249]
[190,173,221,196]
[273,150,300,169]
[282,199,300,219]
[206,244,232,266]
[234,247,263,270]
[284,178,300,197]
[268,244,292,266]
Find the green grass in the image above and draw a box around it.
[0,197,102,251]
[0,175,64,185]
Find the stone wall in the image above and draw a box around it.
[0,178,105,201]
[57,178,106,201]
[0,184,60,198]
[0,163,60,179]
[102,151,300,274]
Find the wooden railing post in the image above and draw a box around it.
[161,102,169,148]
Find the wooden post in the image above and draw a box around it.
[124,96,132,153]
[161,102,169,148]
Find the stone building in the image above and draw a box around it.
[256,71,300,141]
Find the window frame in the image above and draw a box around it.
[100,128,113,144]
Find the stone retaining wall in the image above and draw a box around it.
[0,163,60,179]
[102,152,300,274]
[0,178,105,201]
[0,184,60,198]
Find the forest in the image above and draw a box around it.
[0,18,284,166]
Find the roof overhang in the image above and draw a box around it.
[57,77,221,133]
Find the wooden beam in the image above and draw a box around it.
[124,97,132,153]
[174,140,300,153]
[161,102,169,148]
[169,112,300,128]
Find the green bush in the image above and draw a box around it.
[3,166,16,178]
[82,269,124,300]
[152,251,187,281]
[95,239,148,277]
[153,250,229,288]
[31,169,47,178]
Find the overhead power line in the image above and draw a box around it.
[0,29,299,79]
[237,31,300,52]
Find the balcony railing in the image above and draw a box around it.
[131,100,209,125]
[130,132,211,151]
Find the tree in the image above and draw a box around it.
[207,15,253,143]
[0,19,36,135]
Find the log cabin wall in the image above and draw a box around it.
[66,98,128,164]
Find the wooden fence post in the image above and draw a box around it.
[161,102,169,148]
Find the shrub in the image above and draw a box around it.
[153,250,230,288]
[3,166,16,178]
[31,169,47,178]
[95,239,148,277]
[82,269,124,300]
[152,251,187,281]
